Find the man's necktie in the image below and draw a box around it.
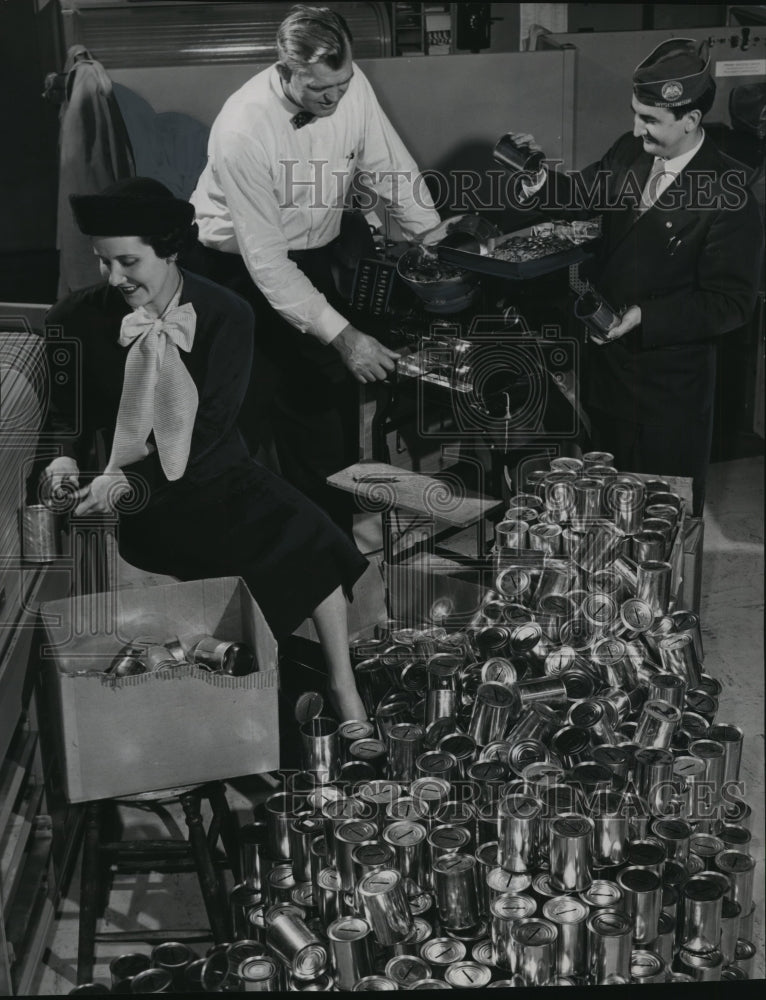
[291,110,315,129]
[638,157,669,214]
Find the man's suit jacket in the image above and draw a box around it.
[540,132,763,427]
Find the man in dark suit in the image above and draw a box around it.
[514,38,763,514]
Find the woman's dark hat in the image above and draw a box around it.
[633,38,711,109]
[70,177,195,236]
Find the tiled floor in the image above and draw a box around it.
[32,456,764,993]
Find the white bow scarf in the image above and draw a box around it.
[106,298,199,482]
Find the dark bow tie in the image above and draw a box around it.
[291,110,315,130]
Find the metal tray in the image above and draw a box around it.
[436,225,600,280]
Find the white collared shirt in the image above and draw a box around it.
[191,64,439,343]
[644,129,705,202]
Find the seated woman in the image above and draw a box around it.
[40,176,367,721]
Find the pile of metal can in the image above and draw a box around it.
[85,455,757,991]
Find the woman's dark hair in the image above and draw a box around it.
[143,221,199,259]
[671,80,717,120]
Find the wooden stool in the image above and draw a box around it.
[77,781,241,985]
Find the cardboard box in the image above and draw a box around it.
[39,577,279,803]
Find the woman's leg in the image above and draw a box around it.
[311,586,367,722]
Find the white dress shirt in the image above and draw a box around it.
[191,64,440,344]
[640,129,705,206]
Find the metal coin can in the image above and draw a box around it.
[675,945,723,981]
[420,937,466,978]
[509,918,558,987]
[150,942,197,989]
[110,953,151,993]
[714,850,755,915]
[357,869,414,946]
[238,955,281,991]
[385,955,432,989]
[541,896,588,979]
[629,949,666,984]
[490,893,537,970]
[587,909,632,984]
[264,905,328,981]
[129,968,172,993]
[443,960,493,989]
[579,879,623,912]
[617,866,662,944]
[498,793,542,873]
[654,909,676,964]
[431,853,482,930]
[680,873,724,952]
[705,723,743,784]
[634,700,680,749]
[327,915,375,990]
[719,895,742,965]
[549,814,594,892]
[351,975,398,990]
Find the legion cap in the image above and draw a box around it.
[633,37,711,109]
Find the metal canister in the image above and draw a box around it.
[549,727,592,770]
[415,750,458,784]
[587,909,632,984]
[617,867,662,944]
[634,700,680,749]
[629,949,667,984]
[466,761,509,808]
[704,723,743,786]
[568,699,619,746]
[334,820,379,893]
[486,867,533,903]
[266,863,297,905]
[191,635,253,675]
[719,896,742,966]
[468,682,520,746]
[579,879,623,913]
[290,815,325,884]
[410,777,451,820]
[489,893,537,970]
[625,838,666,876]
[418,937,466,978]
[507,703,560,745]
[591,745,632,783]
[636,561,672,617]
[655,910,676,964]
[316,867,344,926]
[684,688,718,725]
[383,821,427,887]
[688,738,726,805]
[384,956,432,989]
[589,791,629,866]
[443,960,492,989]
[339,720,376,761]
[674,946,723,981]
[349,738,388,776]
[265,791,305,861]
[498,793,542,873]
[327,916,375,990]
[357,869,413,946]
[670,610,704,663]
[351,975,398,990]
[714,850,755,915]
[509,918,558,987]
[658,642,701,703]
[733,938,756,977]
[647,673,687,710]
[129,968,172,993]
[680,873,724,952]
[541,896,588,979]
[432,853,482,931]
[110,953,152,993]
[632,530,666,563]
[609,478,645,534]
[634,747,675,815]
[355,659,396,717]
[230,882,263,939]
[592,637,638,690]
[385,722,423,782]
[495,518,529,550]
[549,814,593,892]
[651,818,692,862]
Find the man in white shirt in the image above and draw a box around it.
[507,38,763,514]
[190,5,440,531]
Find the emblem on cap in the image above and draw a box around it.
[662,81,684,102]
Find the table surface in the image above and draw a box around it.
[328,462,504,529]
